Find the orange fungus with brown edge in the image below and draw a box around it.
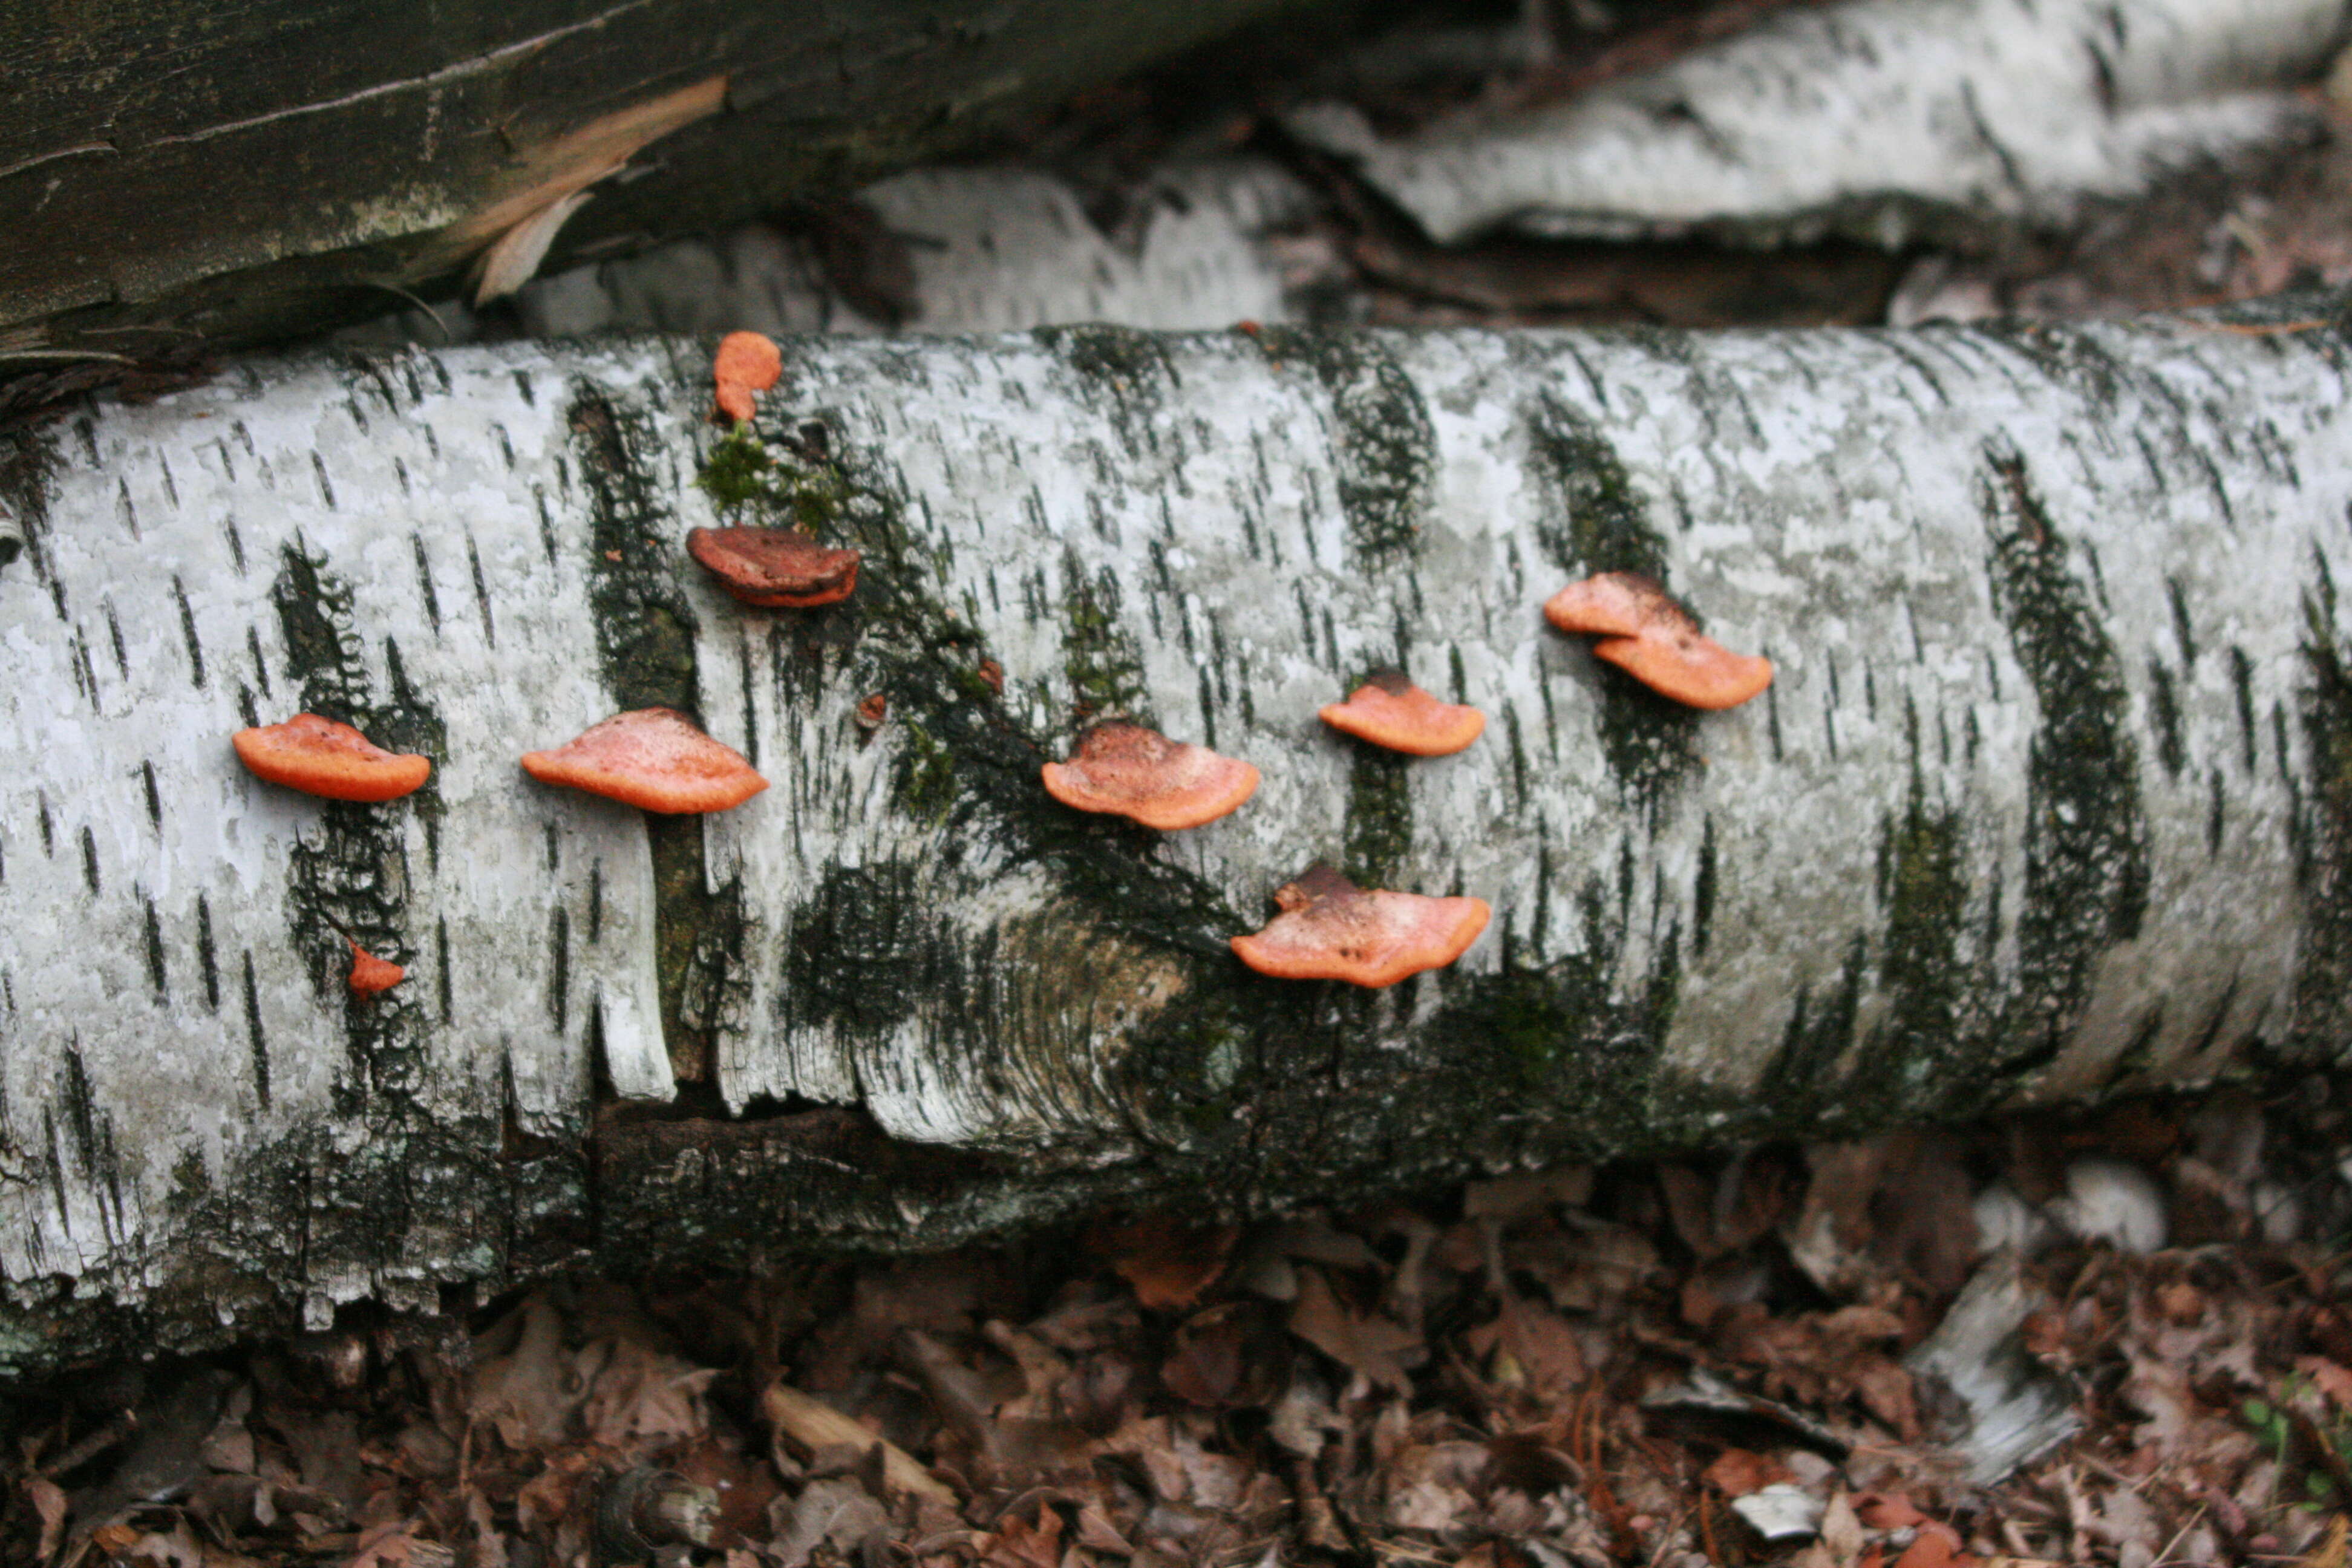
[1319,668,1485,756]
[347,941,405,997]
[233,714,431,802]
[1040,722,1258,831]
[686,526,861,607]
[1231,863,1490,988]
[1541,570,1772,711]
[520,708,768,814]
[713,331,782,423]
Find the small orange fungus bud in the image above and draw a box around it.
[686,526,861,608]
[348,941,405,997]
[1319,668,1485,756]
[520,708,768,814]
[1542,571,1772,710]
[1231,863,1489,988]
[1041,723,1258,831]
[713,331,782,423]
[233,714,431,802]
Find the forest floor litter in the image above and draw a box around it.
[13,1077,2352,1568]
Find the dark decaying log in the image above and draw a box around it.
[0,0,1298,367]
[2,300,2351,1367]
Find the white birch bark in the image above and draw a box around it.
[3,301,2350,1361]
[1284,0,2345,247]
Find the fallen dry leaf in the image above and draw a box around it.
[1288,1267,1422,1396]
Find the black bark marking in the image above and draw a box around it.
[141,760,162,831]
[241,950,269,1110]
[221,514,247,575]
[142,897,168,1002]
[546,904,570,1035]
[1524,393,1700,808]
[246,626,273,699]
[1692,816,1718,959]
[2148,657,2185,777]
[466,535,496,649]
[436,917,453,1027]
[588,863,604,945]
[172,577,206,688]
[196,895,220,1011]
[2208,768,2226,857]
[410,536,442,633]
[1979,448,2150,1088]
[115,477,139,539]
[79,826,98,894]
[2166,576,2197,664]
[104,603,127,678]
[310,452,336,510]
[37,793,53,857]
[2230,645,2258,773]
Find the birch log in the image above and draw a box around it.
[3,302,2351,1367]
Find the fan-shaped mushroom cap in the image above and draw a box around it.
[233,714,431,802]
[687,526,861,607]
[1543,571,1772,710]
[1230,863,1490,988]
[1319,668,1485,756]
[1040,723,1258,831]
[1593,631,1773,710]
[347,941,405,997]
[520,708,768,814]
[713,331,783,423]
[1541,570,1669,638]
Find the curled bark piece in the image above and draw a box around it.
[686,525,861,607]
[346,942,405,998]
[1321,668,1485,755]
[1040,722,1259,829]
[1285,0,2340,247]
[1545,573,1772,710]
[232,714,431,802]
[520,708,768,814]
[1232,863,1491,987]
[592,1466,718,1563]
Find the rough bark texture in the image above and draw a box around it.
[4,299,2352,1367]
[0,0,1300,363]
[1286,0,2346,247]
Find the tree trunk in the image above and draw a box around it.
[0,0,1301,367]
[2,300,2349,1367]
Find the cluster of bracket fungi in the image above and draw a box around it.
[228,332,1774,1000]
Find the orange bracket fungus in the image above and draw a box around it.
[713,330,783,423]
[1542,571,1772,710]
[1040,722,1259,831]
[686,526,861,608]
[520,707,768,814]
[1231,863,1490,988]
[347,941,405,998]
[233,714,431,802]
[1319,667,1485,756]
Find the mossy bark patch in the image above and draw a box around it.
[1258,328,1435,567]
[1523,392,1702,809]
[1979,448,2151,1087]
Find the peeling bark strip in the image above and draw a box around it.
[4,307,2352,1364]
